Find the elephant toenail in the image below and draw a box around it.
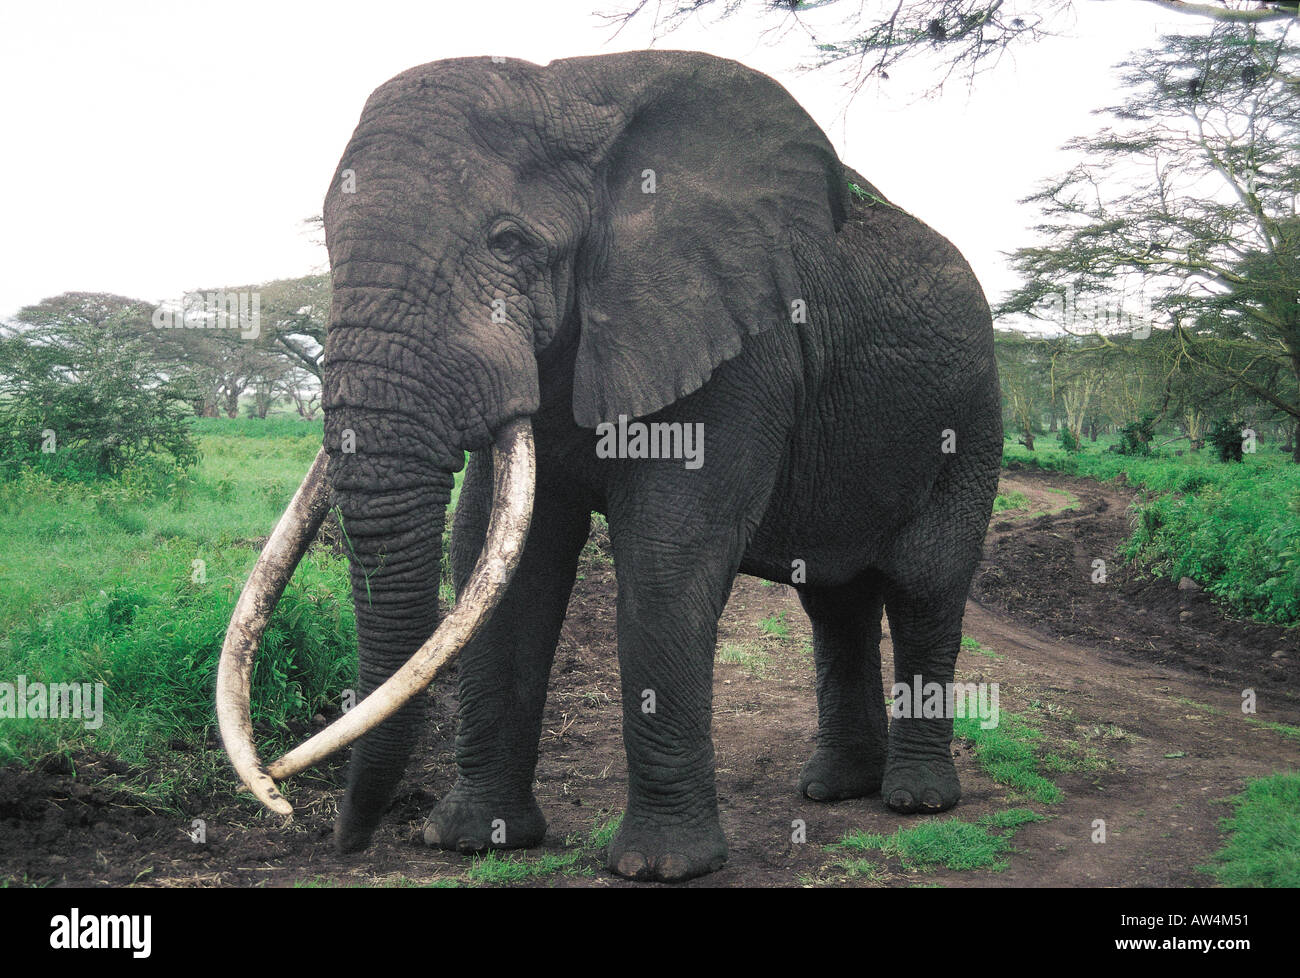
[805,781,830,801]
[889,789,914,810]
[616,851,650,879]
[922,789,943,808]
[656,853,690,881]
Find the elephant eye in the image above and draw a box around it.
[488,224,531,261]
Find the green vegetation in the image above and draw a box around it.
[759,610,792,640]
[1004,437,1300,624]
[960,635,1002,660]
[1174,697,1300,743]
[1043,486,1079,512]
[954,711,1062,804]
[457,813,623,886]
[0,293,199,476]
[293,812,622,888]
[0,419,357,796]
[818,703,1065,881]
[1203,772,1300,887]
[829,809,1045,873]
[717,641,772,677]
[465,850,590,883]
[992,490,1029,512]
[1115,414,1156,457]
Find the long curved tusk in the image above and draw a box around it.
[216,447,331,815]
[218,418,536,815]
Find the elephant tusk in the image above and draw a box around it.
[216,447,331,815]
[218,418,536,814]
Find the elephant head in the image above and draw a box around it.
[216,51,849,848]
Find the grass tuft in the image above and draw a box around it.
[1202,772,1300,887]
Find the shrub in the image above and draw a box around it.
[1116,413,1156,456]
[0,293,199,478]
[1208,417,1246,463]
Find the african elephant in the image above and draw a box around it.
[217,50,1001,883]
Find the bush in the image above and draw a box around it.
[0,293,199,478]
[1116,413,1156,456]
[1058,429,1082,454]
[1208,417,1246,463]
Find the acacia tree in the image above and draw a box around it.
[256,274,328,380]
[602,1,1299,96]
[0,293,198,474]
[998,23,1300,460]
[285,365,323,419]
[994,329,1051,448]
[149,274,327,417]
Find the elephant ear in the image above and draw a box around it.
[545,52,849,428]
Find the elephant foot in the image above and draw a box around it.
[799,743,885,801]
[334,807,384,854]
[882,756,961,814]
[423,783,547,852]
[606,814,727,883]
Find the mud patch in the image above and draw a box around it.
[975,469,1300,694]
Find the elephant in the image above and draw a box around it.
[216,49,1002,883]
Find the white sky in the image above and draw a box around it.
[0,0,1204,321]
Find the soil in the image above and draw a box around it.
[2,468,1298,887]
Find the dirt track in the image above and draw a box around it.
[2,469,1298,887]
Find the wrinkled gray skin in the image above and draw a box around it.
[322,50,1000,882]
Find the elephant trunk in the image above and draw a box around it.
[215,418,535,817]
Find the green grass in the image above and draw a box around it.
[960,635,1003,660]
[1175,697,1300,743]
[294,874,463,888]
[1202,772,1300,887]
[581,811,622,851]
[1003,435,1300,624]
[717,641,772,677]
[1043,486,1080,511]
[292,811,624,888]
[992,490,1030,512]
[0,417,480,787]
[0,418,402,807]
[828,808,1046,873]
[953,711,1063,804]
[439,811,621,887]
[759,610,792,640]
[1042,739,1112,774]
[465,850,590,883]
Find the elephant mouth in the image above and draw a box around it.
[215,418,535,815]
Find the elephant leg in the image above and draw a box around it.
[880,587,966,813]
[797,578,888,802]
[878,455,993,814]
[423,452,591,852]
[601,516,749,883]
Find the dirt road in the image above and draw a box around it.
[3,469,1298,886]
